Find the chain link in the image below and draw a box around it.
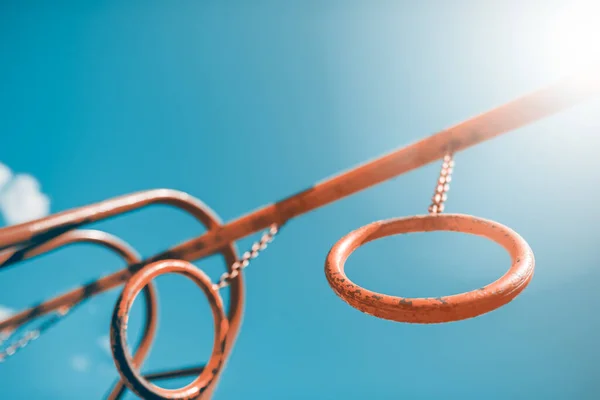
[0,225,280,362]
[428,154,454,215]
[0,307,70,363]
[213,224,279,290]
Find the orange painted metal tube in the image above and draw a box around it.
[0,229,159,397]
[107,366,208,400]
[325,214,535,323]
[0,190,238,334]
[0,190,242,399]
[160,68,600,262]
[111,260,228,400]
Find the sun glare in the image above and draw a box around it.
[546,3,600,73]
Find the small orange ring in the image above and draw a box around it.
[111,260,228,400]
[325,214,535,323]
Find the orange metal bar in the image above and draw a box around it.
[166,68,600,262]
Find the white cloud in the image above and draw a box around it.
[0,173,50,225]
[70,354,90,372]
[0,163,12,192]
[97,335,111,355]
[0,305,14,340]
[0,305,13,320]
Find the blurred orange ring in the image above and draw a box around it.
[325,214,535,323]
[111,259,228,400]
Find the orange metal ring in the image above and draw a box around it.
[325,214,535,323]
[110,259,228,400]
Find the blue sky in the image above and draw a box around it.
[1,1,599,399]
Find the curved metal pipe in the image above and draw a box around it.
[0,189,242,399]
[108,365,206,400]
[0,189,241,336]
[0,229,159,400]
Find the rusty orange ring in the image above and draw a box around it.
[325,214,535,323]
[110,259,228,400]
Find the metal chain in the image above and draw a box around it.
[0,225,280,362]
[0,307,70,363]
[213,224,279,290]
[428,154,454,215]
